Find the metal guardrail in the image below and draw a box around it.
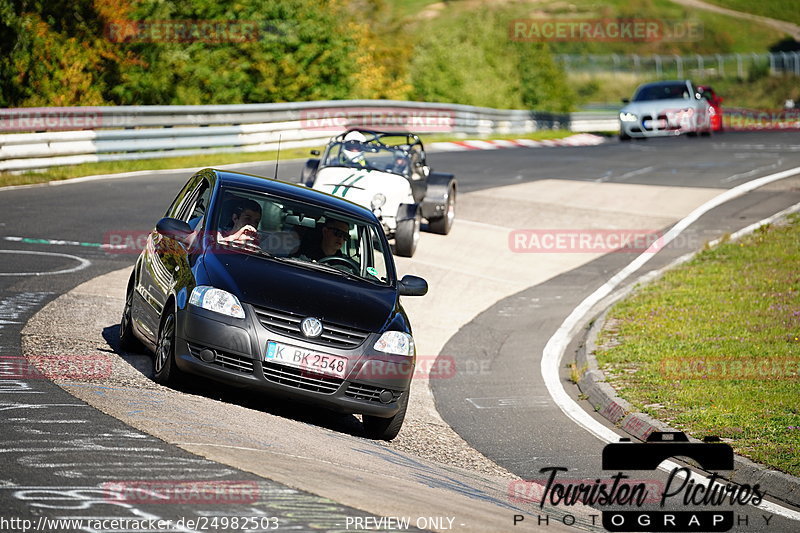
[556,51,800,78]
[0,100,604,172]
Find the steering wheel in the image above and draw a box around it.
[318,255,360,273]
[318,255,359,270]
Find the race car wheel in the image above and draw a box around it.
[395,211,420,258]
[363,388,409,441]
[428,184,455,235]
[619,132,631,141]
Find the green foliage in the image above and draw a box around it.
[1,0,125,107]
[110,0,360,104]
[408,7,574,111]
[0,0,574,110]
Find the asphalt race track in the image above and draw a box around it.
[1,131,800,532]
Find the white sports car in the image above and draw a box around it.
[301,129,457,257]
[619,80,713,140]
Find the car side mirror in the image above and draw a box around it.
[622,98,630,104]
[398,275,428,296]
[310,150,320,156]
[156,217,193,245]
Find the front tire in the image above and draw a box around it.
[619,132,632,141]
[363,388,409,441]
[428,184,455,235]
[394,211,420,257]
[154,309,180,385]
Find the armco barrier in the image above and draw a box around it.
[0,100,614,172]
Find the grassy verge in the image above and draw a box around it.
[701,0,800,27]
[595,215,800,476]
[0,130,577,189]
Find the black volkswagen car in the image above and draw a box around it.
[120,168,428,439]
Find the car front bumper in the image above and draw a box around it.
[172,304,413,418]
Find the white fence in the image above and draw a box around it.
[0,100,591,172]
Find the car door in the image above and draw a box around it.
[134,174,212,343]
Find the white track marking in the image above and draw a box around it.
[0,250,90,276]
[540,166,800,521]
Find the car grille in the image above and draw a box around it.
[252,306,370,349]
[345,383,402,403]
[262,361,342,394]
[187,343,254,374]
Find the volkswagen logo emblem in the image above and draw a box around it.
[301,317,323,338]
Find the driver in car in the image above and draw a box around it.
[340,131,368,168]
[295,219,350,261]
[392,151,409,175]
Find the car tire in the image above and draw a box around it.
[395,211,420,257]
[154,308,180,385]
[363,389,409,441]
[119,283,143,352]
[619,132,632,141]
[428,184,455,235]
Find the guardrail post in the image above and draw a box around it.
[737,54,743,79]
[675,55,683,78]
[655,55,662,78]
[715,54,724,77]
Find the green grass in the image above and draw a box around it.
[595,216,800,476]
[701,0,800,27]
[0,130,576,188]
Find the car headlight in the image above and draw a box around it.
[374,331,415,357]
[371,193,386,210]
[619,112,637,122]
[189,286,245,319]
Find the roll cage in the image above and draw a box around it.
[319,128,429,179]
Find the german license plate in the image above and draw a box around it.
[265,341,347,379]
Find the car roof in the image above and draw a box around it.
[209,169,378,223]
[637,80,690,88]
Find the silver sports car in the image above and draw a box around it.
[619,80,712,140]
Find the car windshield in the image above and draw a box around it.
[633,83,691,101]
[214,187,393,285]
[320,141,412,177]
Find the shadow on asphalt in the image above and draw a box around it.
[101,323,368,439]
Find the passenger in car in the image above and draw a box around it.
[218,198,262,246]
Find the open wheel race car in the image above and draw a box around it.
[300,129,457,257]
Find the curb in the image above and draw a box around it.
[428,133,606,152]
[574,266,800,510]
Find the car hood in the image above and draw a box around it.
[622,99,701,114]
[313,167,411,210]
[200,248,396,332]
